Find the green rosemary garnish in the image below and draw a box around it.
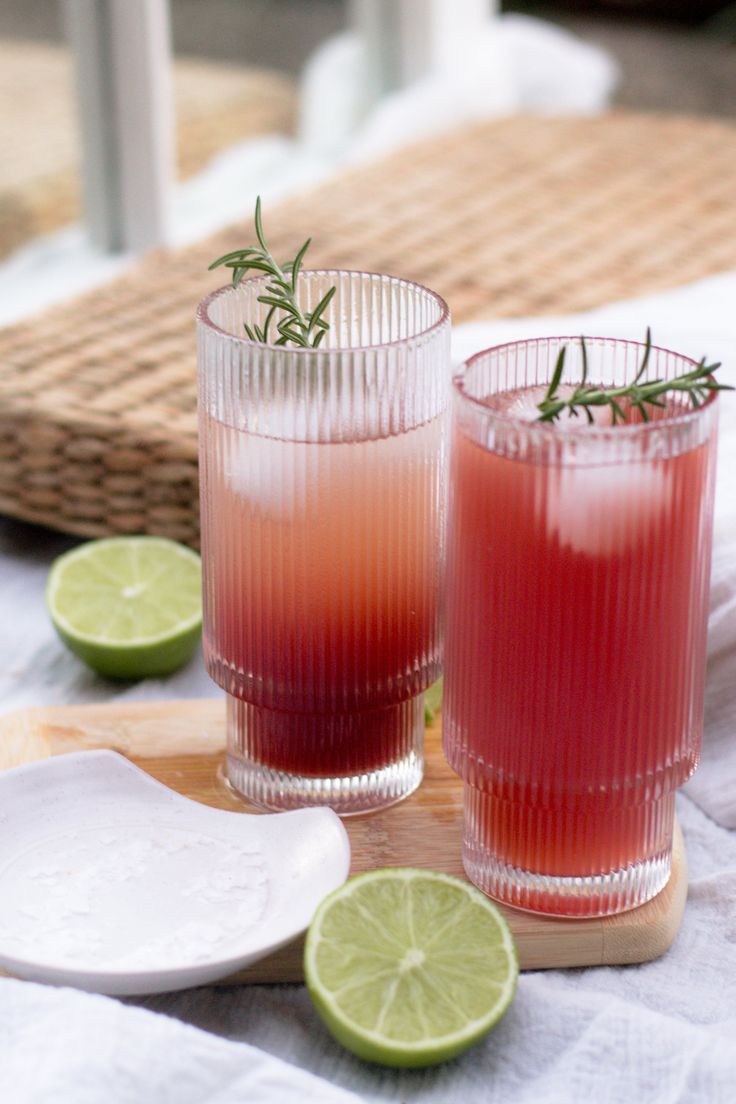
[537,328,733,424]
[208,196,336,348]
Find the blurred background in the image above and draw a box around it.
[2,1,736,100]
[0,0,734,276]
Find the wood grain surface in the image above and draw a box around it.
[0,698,688,982]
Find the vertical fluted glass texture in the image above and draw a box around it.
[197,271,450,812]
[444,337,719,915]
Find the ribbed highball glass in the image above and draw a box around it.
[444,336,719,916]
[197,271,450,813]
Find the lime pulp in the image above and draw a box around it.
[46,536,202,679]
[304,867,518,1068]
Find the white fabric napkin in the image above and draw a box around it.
[0,976,362,1104]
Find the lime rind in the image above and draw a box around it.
[304,868,519,1068]
[47,538,202,647]
[46,537,203,678]
[424,677,443,724]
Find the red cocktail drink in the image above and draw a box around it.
[444,338,718,916]
[198,271,449,813]
[201,411,443,779]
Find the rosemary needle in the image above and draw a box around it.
[209,197,336,349]
[536,329,733,424]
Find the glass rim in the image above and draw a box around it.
[454,334,719,436]
[196,269,451,355]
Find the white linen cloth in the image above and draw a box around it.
[0,977,361,1104]
[0,271,735,1102]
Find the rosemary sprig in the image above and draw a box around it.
[537,328,733,424]
[208,197,336,348]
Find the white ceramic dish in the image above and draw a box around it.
[0,750,351,995]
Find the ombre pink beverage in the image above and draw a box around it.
[198,271,449,814]
[444,337,719,916]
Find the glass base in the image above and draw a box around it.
[225,693,424,814]
[463,786,675,917]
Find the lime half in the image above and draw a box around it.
[47,536,202,679]
[304,868,518,1068]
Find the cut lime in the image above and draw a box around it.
[47,537,202,679]
[304,868,518,1068]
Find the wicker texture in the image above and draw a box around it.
[1,112,735,545]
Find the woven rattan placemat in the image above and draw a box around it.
[2,112,735,544]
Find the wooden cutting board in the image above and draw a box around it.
[0,698,687,982]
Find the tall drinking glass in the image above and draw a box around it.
[197,271,450,813]
[444,337,718,916]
